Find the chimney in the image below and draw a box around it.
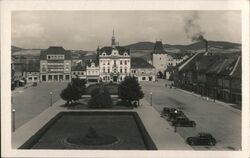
[204,40,208,52]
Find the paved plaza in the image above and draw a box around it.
[12,82,68,129]
[141,79,241,150]
[11,80,241,150]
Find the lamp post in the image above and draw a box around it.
[150,92,153,106]
[12,109,15,132]
[50,91,53,107]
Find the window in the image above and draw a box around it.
[103,68,105,73]
[108,69,110,73]
[125,68,127,73]
[28,77,32,80]
[65,75,70,80]
[120,60,122,65]
[160,57,161,60]
[102,53,106,56]
[120,69,122,73]
[124,53,127,56]
[125,61,127,65]
[142,77,146,81]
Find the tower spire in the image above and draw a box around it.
[111,29,116,48]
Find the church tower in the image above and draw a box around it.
[111,29,116,48]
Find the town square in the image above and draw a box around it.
[5,8,246,156]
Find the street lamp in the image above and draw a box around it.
[12,109,16,132]
[150,92,153,106]
[50,91,53,106]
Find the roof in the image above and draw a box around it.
[72,63,86,71]
[99,46,130,55]
[230,56,241,78]
[25,62,40,72]
[152,41,167,54]
[86,59,99,67]
[40,46,72,60]
[131,58,155,69]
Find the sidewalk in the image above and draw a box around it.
[175,88,241,114]
[136,99,192,150]
[12,99,67,149]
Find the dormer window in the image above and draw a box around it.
[91,63,95,67]
[102,52,106,56]
[124,53,128,56]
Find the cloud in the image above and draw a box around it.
[12,23,45,39]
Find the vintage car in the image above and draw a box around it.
[171,117,196,127]
[186,133,216,146]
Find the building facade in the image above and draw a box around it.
[40,46,72,82]
[98,32,131,82]
[152,41,187,78]
[131,58,156,81]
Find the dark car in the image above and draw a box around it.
[186,133,216,146]
[167,110,186,121]
[171,117,196,127]
[162,107,177,116]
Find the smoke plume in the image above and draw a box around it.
[184,12,206,42]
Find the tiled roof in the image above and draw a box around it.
[86,59,99,67]
[72,63,86,71]
[40,46,72,60]
[25,62,40,72]
[131,58,155,69]
[99,46,130,55]
[230,57,241,78]
[153,41,167,54]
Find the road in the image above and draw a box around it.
[12,82,68,129]
[140,79,241,150]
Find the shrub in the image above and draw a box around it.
[118,76,144,107]
[88,86,112,109]
[60,83,81,106]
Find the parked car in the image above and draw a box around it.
[162,107,177,116]
[171,117,196,127]
[186,133,216,146]
[167,110,186,121]
[32,82,37,87]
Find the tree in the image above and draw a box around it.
[60,83,81,106]
[118,76,144,107]
[71,77,86,95]
[88,85,112,109]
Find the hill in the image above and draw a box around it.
[124,42,155,50]
[123,40,241,54]
[11,46,24,53]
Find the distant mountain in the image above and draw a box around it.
[123,41,241,54]
[124,42,155,50]
[11,46,24,53]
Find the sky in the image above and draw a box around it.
[11,11,241,50]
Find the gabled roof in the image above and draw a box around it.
[99,46,130,55]
[230,56,241,78]
[86,59,99,67]
[131,58,155,69]
[40,46,72,60]
[152,41,168,55]
[25,62,40,72]
[72,63,86,71]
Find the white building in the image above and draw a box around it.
[86,60,100,82]
[98,31,131,82]
[131,58,156,81]
[152,41,188,78]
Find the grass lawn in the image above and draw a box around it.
[67,97,133,109]
[20,112,156,150]
[86,83,118,94]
